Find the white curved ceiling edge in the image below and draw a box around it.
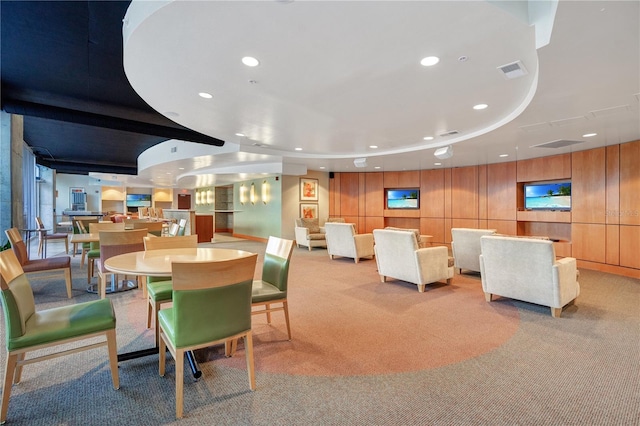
[122,0,546,188]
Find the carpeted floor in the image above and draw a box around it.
[1,238,638,425]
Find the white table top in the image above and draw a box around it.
[103,247,256,277]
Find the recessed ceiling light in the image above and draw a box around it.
[369,145,378,149]
[242,56,260,67]
[420,56,440,67]
[319,166,325,170]
[583,133,597,137]
[235,133,245,137]
[473,103,488,110]
[294,147,302,151]
[198,92,213,99]
[179,167,185,170]
[499,154,509,157]
[434,162,442,166]
[374,166,381,169]
[423,136,434,141]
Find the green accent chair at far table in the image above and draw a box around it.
[0,249,119,424]
[250,236,295,341]
[158,254,258,419]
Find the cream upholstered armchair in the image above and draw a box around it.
[479,235,580,318]
[324,222,374,263]
[294,218,327,251]
[373,228,453,292]
[451,228,496,274]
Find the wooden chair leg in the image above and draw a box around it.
[1,353,18,424]
[417,284,426,293]
[175,348,185,419]
[106,329,120,390]
[266,303,272,324]
[283,300,292,341]
[484,292,493,302]
[551,307,562,318]
[244,332,256,391]
[64,267,72,298]
[64,238,69,254]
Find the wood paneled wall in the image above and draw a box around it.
[329,141,639,278]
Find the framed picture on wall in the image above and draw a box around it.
[300,178,318,201]
[300,203,318,219]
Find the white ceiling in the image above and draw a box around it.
[92,0,639,188]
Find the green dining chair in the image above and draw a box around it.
[158,254,258,419]
[0,249,119,424]
[142,234,198,344]
[251,236,295,340]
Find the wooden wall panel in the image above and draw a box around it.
[333,173,341,216]
[619,140,640,225]
[358,173,366,218]
[384,171,420,188]
[420,169,445,218]
[364,172,384,217]
[478,165,488,220]
[487,161,517,221]
[339,173,360,216]
[451,166,478,219]
[516,153,571,182]
[606,224,619,265]
[572,223,606,263]
[364,216,384,233]
[619,225,640,269]
[385,217,420,229]
[329,174,336,216]
[420,218,445,244]
[444,168,452,221]
[487,220,517,236]
[606,145,620,225]
[572,147,606,224]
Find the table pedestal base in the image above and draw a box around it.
[87,277,138,294]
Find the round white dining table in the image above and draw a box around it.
[104,247,255,277]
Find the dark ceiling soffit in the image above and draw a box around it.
[38,158,137,176]
[3,99,225,146]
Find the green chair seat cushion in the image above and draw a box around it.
[7,298,116,351]
[147,280,173,302]
[251,280,286,303]
[87,248,101,259]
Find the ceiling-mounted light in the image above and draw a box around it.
[499,154,509,158]
[354,158,367,168]
[473,103,488,110]
[198,92,213,99]
[434,146,453,160]
[420,56,440,67]
[582,133,597,138]
[242,56,260,67]
[423,136,434,141]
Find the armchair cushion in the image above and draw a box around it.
[294,218,327,250]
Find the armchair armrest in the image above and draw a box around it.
[353,233,374,254]
[553,257,579,306]
[415,246,452,282]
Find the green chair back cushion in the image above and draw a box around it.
[262,252,290,293]
[159,280,252,348]
[1,273,36,341]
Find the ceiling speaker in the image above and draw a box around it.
[353,158,367,168]
[434,146,453,160]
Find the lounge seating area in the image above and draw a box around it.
[451,228,497,274]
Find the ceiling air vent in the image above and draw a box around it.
[498,60,528,79]
[439,130,459,137]
[530,139,584,149]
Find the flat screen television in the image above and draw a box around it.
[126,193,152,207]
[524,181,571,211]
[386,188,420,209]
